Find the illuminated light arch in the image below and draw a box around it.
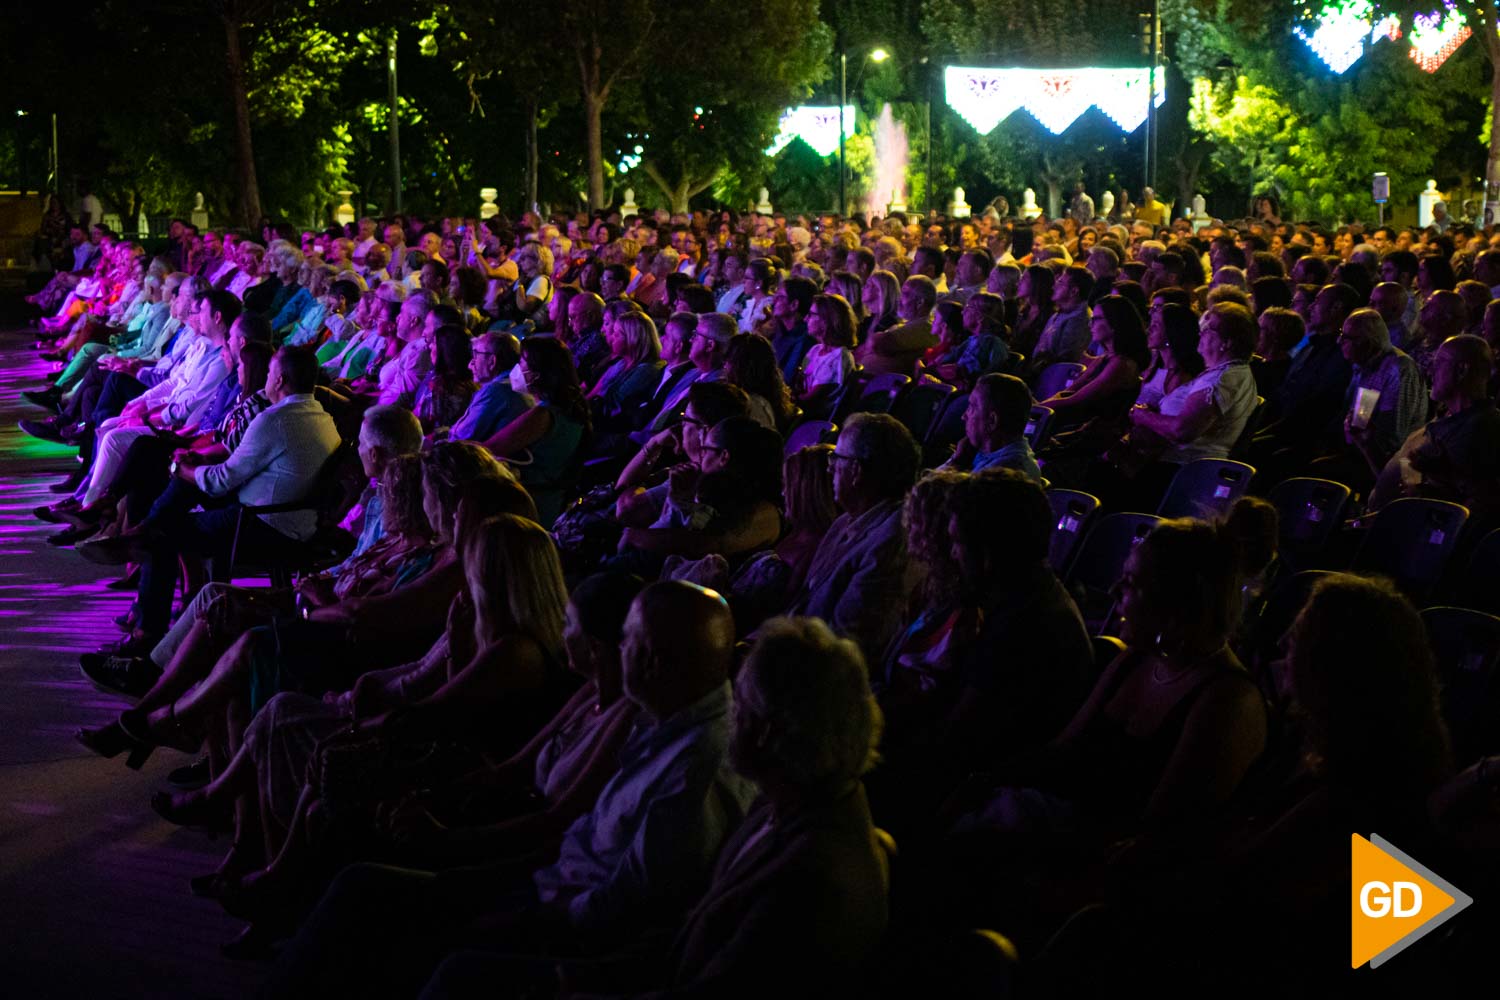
[943,67,1165,136]
[1295,2,1471,74]
[1408,4,1472,72]
[765,106,857,158]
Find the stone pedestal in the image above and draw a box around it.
[620,188,639,217]
[949,186,971,218]
[1418,180,1441,228]
[334,191,355,226]
[190,192,209,231]
[755,187,773,215]
[479,187,499,220]
[1020,188,1041,220]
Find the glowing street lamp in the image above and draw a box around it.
[840,45,891,214]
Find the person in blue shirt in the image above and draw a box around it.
[448,330,529,443]
[945,372,1041,482]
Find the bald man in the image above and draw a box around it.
[269,582,758,996]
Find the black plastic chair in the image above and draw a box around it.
[1423,606,1500,766]
[892,380,956,444]
[1239,569,1335,685]
[784,419,837,457]
[1268,477,1351,570]
[1065,512,1162,630]
[1353,498,1470,602]
[226,444,359,589]
[1228,395,1266,462]
[922,390,971,467]
[1046,488,1101,579]
[1156,458,1255,520]
[1462,528,1500,616]
[1091,634,1126,674]
[830,371,910,423]
[1033,361,1086,400]
[1024,405,1055,451]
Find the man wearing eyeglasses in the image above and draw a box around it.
[449,331,528,444]
[785,413,921,666]
[642,312,735,435]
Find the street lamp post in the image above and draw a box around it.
[838,47,890,217]
[839,52,847,217]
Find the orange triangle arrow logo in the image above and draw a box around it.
[1352,833,1473,968]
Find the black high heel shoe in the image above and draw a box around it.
[75,720,154,770]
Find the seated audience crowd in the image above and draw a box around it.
[15,198,1500,994]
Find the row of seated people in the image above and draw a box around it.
[14,205,1500,994]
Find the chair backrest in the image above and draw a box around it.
[1156,458,1256,520]
[1046,488,1101,578]
[825,369,871,424]
[1464,528,1500,616]
[1422,606,1500,765]
[1240,569,1334,681]
[1024,405,1055,450]
[998,351,1026,377]
[1228,395,1267,461]
[1353,498,1470,601]
[921,390,971,466]
[860,372,912,404]
[785,419,837,457]
[1091,634,1126,673]
[892,381,956,444]
[1033,361,1086,400]
[1268,477,1351,570]
[1065,512,1161,629]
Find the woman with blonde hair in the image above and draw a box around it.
[168,514,573,956]
[860,269,901,344]
[827,270,866,334]
[590,309,665,424]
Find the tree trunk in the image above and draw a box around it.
[222,13,262,227]
[1487,56,1500,225]
[584,93,605,211]
[526,99,539,212]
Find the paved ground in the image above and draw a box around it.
[0,328,265,998]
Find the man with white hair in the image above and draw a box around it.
[1317,307,1426,491]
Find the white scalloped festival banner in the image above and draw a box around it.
[943,66,1166,136]
[765,105,858,158]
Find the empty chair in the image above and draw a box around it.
[1046,488,1101,578]
[1033,361,1086,400]
[1353,498,1470,602]
[1422,606,1500,765]
[1268,477,1351,570]
[1156,458,1255,520]
[1065,512,1162,630]
[892,381,956,444]
[1024,405,1055,451]
[784,419,837,457]
[921,390,971,467]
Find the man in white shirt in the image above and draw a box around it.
[352,217,378,264]
[131,346,341,641]
[376,294,435,407]
[74,291,239,512]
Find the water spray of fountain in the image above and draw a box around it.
[867,103,909,219]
